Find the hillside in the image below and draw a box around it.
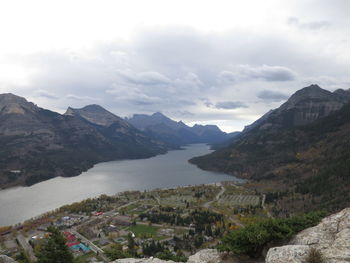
[190,85,350,213]
[126,112,231,147]
[0,94,167,188]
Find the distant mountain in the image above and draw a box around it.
[190,85,350,212]
[65,104,127,127]
[126,112,232,147]
[0,95,166,188]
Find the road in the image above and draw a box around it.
[71,230,109,262]
[262,194,273,218]
[203,183,225,208]
[16,234,36,262]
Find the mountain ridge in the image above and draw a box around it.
[126,112,232,147]
[0,94,167,188]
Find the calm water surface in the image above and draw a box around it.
[0,144,241,226]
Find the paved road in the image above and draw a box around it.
[16,234,36,262]
[71,230,109,262]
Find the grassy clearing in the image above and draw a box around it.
[127,224,159,237]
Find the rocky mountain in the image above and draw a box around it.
[0,94,166,188]
[126,112,231,147]
[266,207,350,263]
[65,104,127,127]
[190,85,350,213]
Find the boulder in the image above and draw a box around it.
[0,255,17,263]
[266,207,350,263]
[114,249,222,263]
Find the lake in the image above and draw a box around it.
[0,144,241,226]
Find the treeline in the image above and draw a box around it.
[139,209,223,228]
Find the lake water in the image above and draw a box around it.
[0,144,241,226]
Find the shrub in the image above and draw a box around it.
[305,248,324,263]
[219,211,325,258]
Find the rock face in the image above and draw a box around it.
[0,255,17,263]
[187,249,222,263]
[65,104,128,127]
[114,249,222,263]
[266,207,350,263]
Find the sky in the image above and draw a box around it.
[1,0,350,132]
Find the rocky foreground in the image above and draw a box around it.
[266,207,350,263]
[113,249,222,263]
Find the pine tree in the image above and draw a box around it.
[36,226,74,263]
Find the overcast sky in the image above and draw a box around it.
[1,0,350,132]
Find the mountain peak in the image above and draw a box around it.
[152,112,167,118]
[0,93,37,115]
[81,104,107,112]
[65,104,125,127]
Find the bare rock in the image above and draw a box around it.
[0,255,18,263]
[114,249,223,263]
[115,258,175,263]
[187,249,222,263]
[265,245,310,263]
[266,207,350,263]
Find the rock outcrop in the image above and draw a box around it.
[114,249,222,263]
[0,255,17,263]
[266,207,350,263]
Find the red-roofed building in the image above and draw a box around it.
[64,232,75,242]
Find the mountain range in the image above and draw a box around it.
[190,84,350,213]
[0,94,229,188]
[126,112,232,147]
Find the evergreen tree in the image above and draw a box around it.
[35,226,74,263]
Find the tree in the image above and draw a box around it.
[127,233,136,256]
[35,226,74,263]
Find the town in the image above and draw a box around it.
[0,182,269,262]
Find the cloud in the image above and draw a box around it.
[257,90,289,102]
[118,71,171,86]
[236,64,296,82]
[218,71,236,84]
[33,89,58,100]
[66,94,101,101]
[215,101,248,110]
[287,17,330,30]
[2,22,350,131]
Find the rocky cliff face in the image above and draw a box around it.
[65,104,129,127]
[113,249,223,263]
[266,207,350,263]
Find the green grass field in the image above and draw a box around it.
[127,224,159,237]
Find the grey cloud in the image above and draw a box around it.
[8,24,350,131]
[257,90,289,102]
[287,17,330,30]
[119,71,171,86]
[215,101,248,110]
[33,89,59,100]
[218,71,235,84]
[237,65,296,82]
